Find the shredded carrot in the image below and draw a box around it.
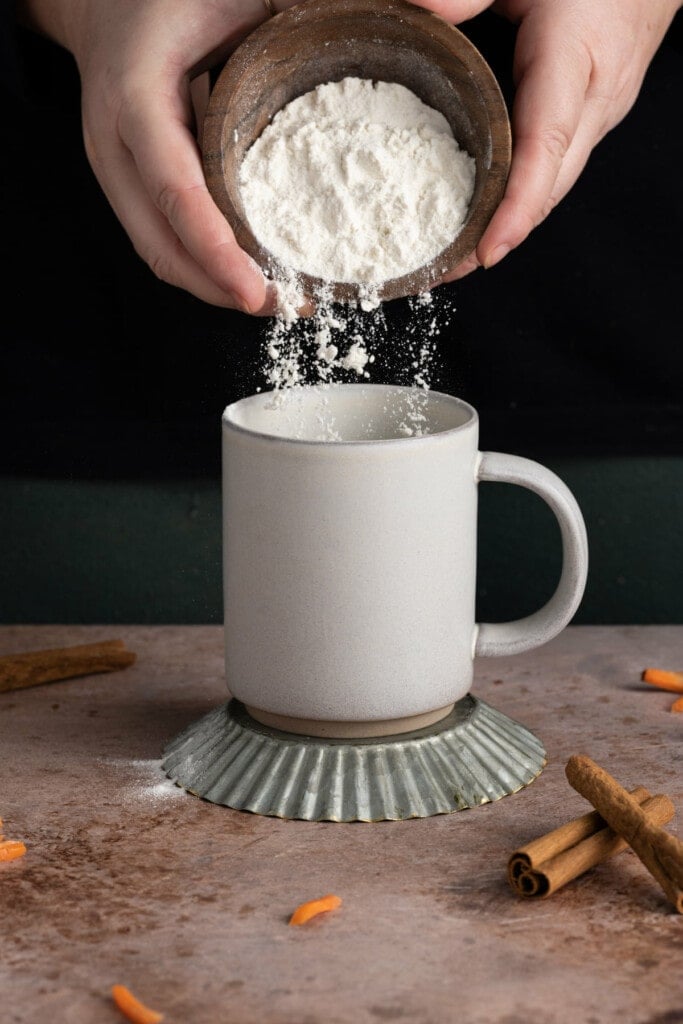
[289,893,342,926]
[111,985,164,1024]
[671,696,683,713]
[0,840,26,863]
[642,668,683,694]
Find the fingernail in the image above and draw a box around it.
[228,291,251,313]
[483,244,510,269]
[252,283,280,317]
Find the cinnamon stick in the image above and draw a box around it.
[0,640,136,694]
[508,786,675,898]
[565,754,683,914]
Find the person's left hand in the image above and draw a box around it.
[412,0,681,282]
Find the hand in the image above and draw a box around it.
[412,0,682,281]
[18,0,301,313]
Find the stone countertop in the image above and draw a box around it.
[1,624,682,1024]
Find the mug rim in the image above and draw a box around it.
[222,383,478,447]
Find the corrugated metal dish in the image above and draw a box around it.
[161,696,546,821]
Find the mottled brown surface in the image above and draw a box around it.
[1,624,682,1024]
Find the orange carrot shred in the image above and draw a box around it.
[111,985,164,1024]
[0,840,27,863]
[289,893,342,926]
[642,668,683,694]
[671,696,683,713]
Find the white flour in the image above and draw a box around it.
[240,77,475,285]
[105,758,186,806]
[238,77,473,434]
[256,279,454,438]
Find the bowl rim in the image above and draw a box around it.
[202,0,512,304]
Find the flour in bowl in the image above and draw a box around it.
[239,77,476,285]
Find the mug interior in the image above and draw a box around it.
[224,384,475,443]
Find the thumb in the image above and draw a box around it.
[407,0,495,24]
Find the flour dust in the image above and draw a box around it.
[255,265,455,438]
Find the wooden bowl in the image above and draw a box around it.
[202,0,511,304]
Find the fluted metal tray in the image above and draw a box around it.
[161,696,545,822]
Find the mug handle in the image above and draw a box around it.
[473,451,589,658]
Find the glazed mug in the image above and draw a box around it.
[222,384,588,737]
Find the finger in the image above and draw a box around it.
[86,125,263,310]
[477,18,592,268]
[547,99,610,212]
[407,0,494,24]
[440,250,480,284]
[486,99,609,269]
[189,0,298,76]
[118,94,268,312]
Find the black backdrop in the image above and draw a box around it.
[2,10,682,481]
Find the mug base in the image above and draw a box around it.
[244,703,455,738]
[161,695,547,822]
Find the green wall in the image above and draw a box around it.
[1,457,682,624]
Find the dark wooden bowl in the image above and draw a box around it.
[202,0,511,304]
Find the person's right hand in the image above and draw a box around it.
[19,0,302,313]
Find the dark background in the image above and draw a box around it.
[1,9,682,625]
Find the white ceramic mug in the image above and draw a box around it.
[222,384,588,737]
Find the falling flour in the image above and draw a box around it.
[237,77,475,434]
